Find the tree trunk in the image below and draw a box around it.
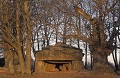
[37,32,40,50]
[15,0,25,73]
[56,30,58,43]
[63,24,67,44]
[85,42,88,69]
[98,0,106,47]
[4,43,9,68]
[8,49,14,74]
[90,45,111,71]
[24,0,31,74]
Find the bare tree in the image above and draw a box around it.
[75,0,119,70]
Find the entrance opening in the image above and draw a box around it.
[44,60,71,72]
[0,58,5,67]
[0,47,5,67]
[55,63,63,71]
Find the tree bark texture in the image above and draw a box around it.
[24,0,31,74]
[15,0,25,73]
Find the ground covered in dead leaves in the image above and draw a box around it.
[0,70,119,78]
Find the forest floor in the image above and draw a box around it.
[0,70,119,78]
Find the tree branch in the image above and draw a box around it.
[74,6,92,21]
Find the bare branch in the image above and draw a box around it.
[74,6,92,21]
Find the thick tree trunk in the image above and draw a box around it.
[90,45,112,71]
[98,0,106,47]
[15,0,25,73]
[24,1,31,74]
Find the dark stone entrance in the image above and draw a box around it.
[0,58,5,67]
[44,60,72,72]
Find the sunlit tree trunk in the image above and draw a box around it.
[24,0,31,74]
[15,0,25,73]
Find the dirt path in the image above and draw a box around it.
[0,71,119,78]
